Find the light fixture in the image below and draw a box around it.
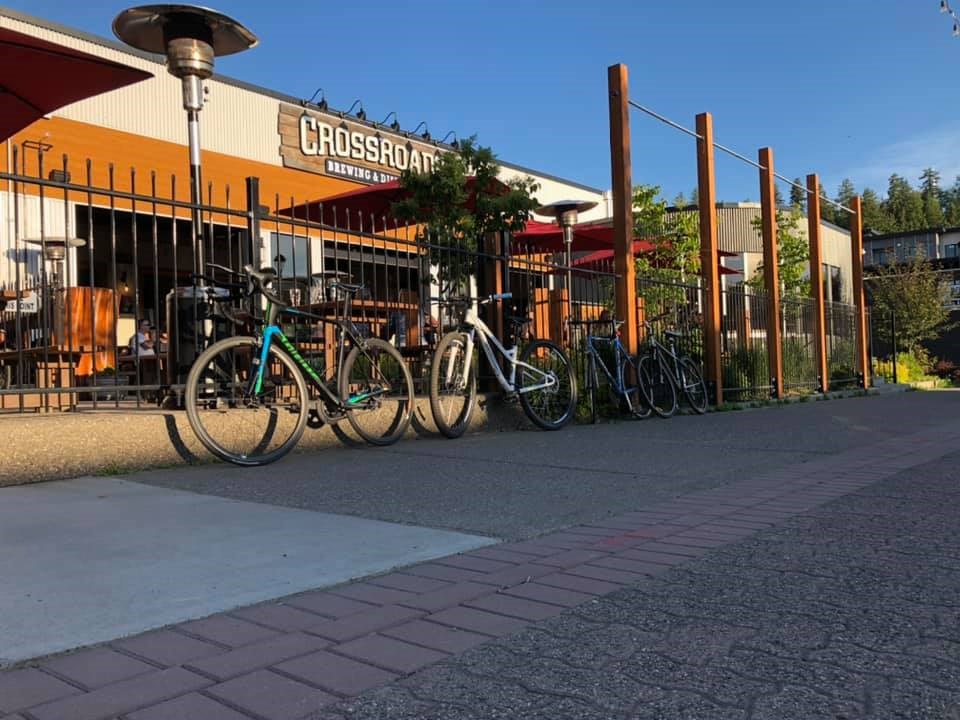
[942,0,950,12]
[533,200,599,322]
[306,87,328,112]
[113,5,257,279]
[345,99,365,121]
[441,131,458,148]
[412,121,430,141]
[380,111,401,131]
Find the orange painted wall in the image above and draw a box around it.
[2,115,355,213]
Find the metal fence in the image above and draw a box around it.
[825,299,859,387]
[720,285,772,401]
[780,295,819,394]
[0,151,615,413]
[636,277,704,365]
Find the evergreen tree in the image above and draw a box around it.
[860,187,891,234]
[774,184,785,208]
[789,177,806,212]
[919,167,945,227]
[944,176,960,226]
[672,191,687,207]
[883,174,925,231]
[819,182,836,225]
[690,186,699,206]
[833,179,857,230]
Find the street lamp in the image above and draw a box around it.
[112,5,257,276]
[534,200,597,323]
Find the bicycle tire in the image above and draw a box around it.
[185,335,309,466]
[638,352,678,418]
[429,331,477,439]
[340,338,415,446]
[517,339,577,430]
[679,356,709,414]
[621,353,653,418]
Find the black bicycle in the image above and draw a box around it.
[184,263,414,465]
[637,318,708,417]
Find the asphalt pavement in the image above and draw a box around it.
[135,391,953,540]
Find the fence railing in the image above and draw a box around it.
[719,285,772,401]
[0,155,616,413]
[825,299,859,387]
[780,295,819,394]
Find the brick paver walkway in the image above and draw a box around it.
[1,426,956,720]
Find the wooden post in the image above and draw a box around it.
[849,196,870,388]
[696,113,722,405]
[806,174,829,393]
[608,64,638,354]
[758,147,783,399]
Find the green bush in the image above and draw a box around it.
[782,338,815,389]
[873,348,938,384]
[722,345,769,400]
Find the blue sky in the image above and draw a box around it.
[9,0,959,203]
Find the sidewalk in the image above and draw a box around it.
[1,396,958,719]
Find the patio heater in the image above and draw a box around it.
[534,199,597,323]
[112,5,258,276]
[24,236,86,345]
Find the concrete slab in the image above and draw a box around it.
[0,477,494,666]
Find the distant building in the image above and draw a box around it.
[862,227,960,308]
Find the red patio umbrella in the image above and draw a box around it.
[510,220,619,253]
[0,26,153,141]
[277,176,511,231]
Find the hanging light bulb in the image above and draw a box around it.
[942,0,951,14]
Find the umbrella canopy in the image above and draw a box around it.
[510,220,619,253]
[0,26,153,141]
[277,176,511,230]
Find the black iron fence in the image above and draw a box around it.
[780,295,818,394]
[720,285,772,401]
[0,153,616,413]
[825,300,859,388]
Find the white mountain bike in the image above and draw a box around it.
[430,292,577,438]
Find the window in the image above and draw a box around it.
[822,263,843,303]
[946,243,958,259]
[269,233,311,279]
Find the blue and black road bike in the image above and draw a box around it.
[184,264,414,466]
[578,317,654,421]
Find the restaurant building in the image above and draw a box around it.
[0,6,607,350]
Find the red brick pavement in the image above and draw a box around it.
[1,429,953,720]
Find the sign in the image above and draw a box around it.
[279,105,444,183]
[1,291,37,314]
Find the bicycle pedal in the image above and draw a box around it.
[503,391,519,404]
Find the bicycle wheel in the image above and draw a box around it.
[620,353,652,419]
[430,331,477,438]
[185,335,309,466]
[638,352,678,418]
[679,356,709,414]
[517,339,577,430]
[340,338,414,446]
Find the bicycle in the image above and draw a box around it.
[576,317,653,422]
[429,292,577,438]
[637,318,708,418]
[184,263,414,465]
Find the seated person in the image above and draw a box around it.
[128,319,156,357]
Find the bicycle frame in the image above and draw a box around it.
[585,334,631,396]
[447,302,557,395]
[248,299,376,410]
